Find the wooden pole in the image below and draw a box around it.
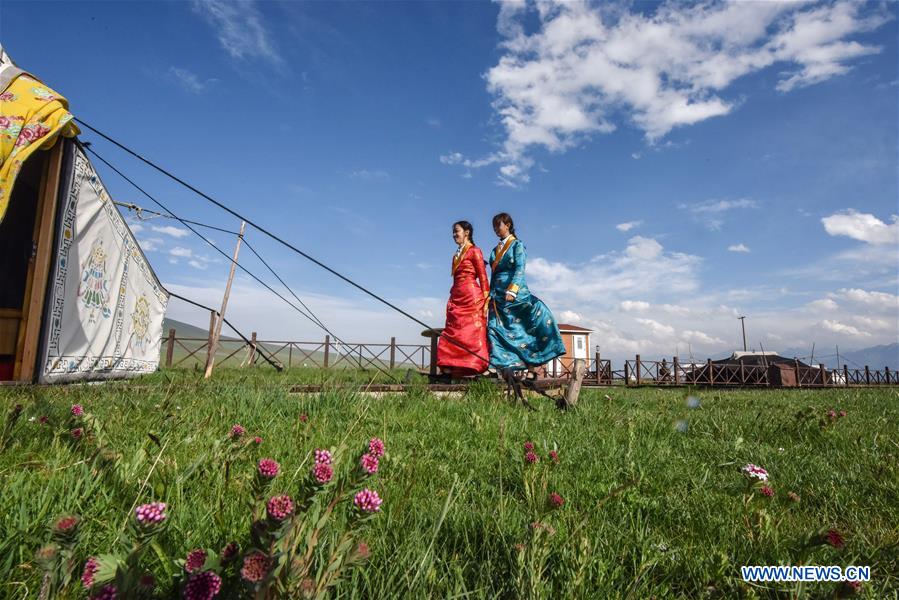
[14,140,64,382]
[864,365,870,385]
[885,366,891,385]
[562,358,586,409]
[205,221,245,378]
[673,356,680,385]
[288,343,292,369]
[635,354,641,385]
[205,310,216,369]
[819,363,827,387]
[323,335,330,368]
[739,358,745,386]
[624,361,630,387]
[843,364,849,387]
[389,337,396,369]
[707,358,713,386]
[165,328,176,368]
[595,350,601,384]
[795,358,801,388]
[246,331,257,367]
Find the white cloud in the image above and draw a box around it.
[128,222,145,234]
[170,247,193,258]
[188,259,208,270]
[680,198,758,230]
[426,117,441,128]
[168,67,218,94]
[685,198,759,213]
[807,298,838,311]
[681,329,726,346]
[616,220,642,232]
[528,236,701,303]
[191,0,281,63]
[444,1,889,185]
[620,300,651,312]
[821,319,870,337]
[728,243,751,253]
[559,310,583,323]
[635,317,676,337]
[152,225,190,238]
[138,237,165,252]
[350,169,390,182]
[822,210,899,245]
[835,288,898,311]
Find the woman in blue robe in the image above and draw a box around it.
[487,213,565,371]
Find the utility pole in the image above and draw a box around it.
[205,221,246,378]
[738,316,747,352]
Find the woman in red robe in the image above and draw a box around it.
[436,221,490,376]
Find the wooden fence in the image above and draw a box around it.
[161,330,897,388]
[162,330,430,371]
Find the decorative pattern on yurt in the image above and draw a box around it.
[38,141,168,382]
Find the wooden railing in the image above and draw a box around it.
[162,330,429,371]
[160,330,897,388]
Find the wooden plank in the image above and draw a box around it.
[14,140,64,382]
[205,221,245,378]
[562,358,586,409]
[288,378,567,395]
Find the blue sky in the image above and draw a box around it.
[3,0,897,360]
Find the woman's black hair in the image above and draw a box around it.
[492,212,516,236]
[453,220,474,244]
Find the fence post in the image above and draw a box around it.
[624,361,630,387]
[248,332,257,367]
[358,345,363,369]
[885,366,891,385]
[595,350,601,384]
[323,336,330,369]
[205,310,217,369]
[429,334,438,377]
[739,358,745,385]
[563,359,586,409]
[165,328,176,368]
[552,358,558,378]
[864,365,870,385]
[819,363,827,387]
[673,356,680,385]
[389,337,396,369]
[843,364,849,387]
[635,354,641,385]
[707,359,713,386]
[288,344,292,369]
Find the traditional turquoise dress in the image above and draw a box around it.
[487,236,565,370]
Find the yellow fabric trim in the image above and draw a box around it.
[506,283,520,294]
[0,74,80,223]
[491,235,516,271]
[451,242,472,275]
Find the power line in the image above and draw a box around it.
[166,291,282,371]
[242,238,329,333]
[113,201,240,235]
[86,145,400,381]
[77,118,491,366]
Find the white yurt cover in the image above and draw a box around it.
[38,140,168,382]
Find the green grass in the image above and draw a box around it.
[1,369,897,598]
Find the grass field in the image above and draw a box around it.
[1,369,897,598]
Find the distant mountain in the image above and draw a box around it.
[778,343,898,370]
[162,318,236,340]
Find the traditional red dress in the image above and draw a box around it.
[436,243,490,376]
